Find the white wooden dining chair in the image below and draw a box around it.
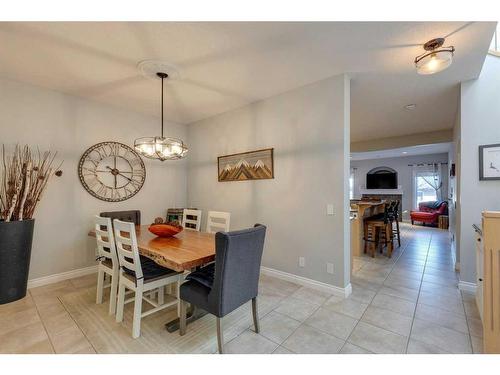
[182,209,202,231]
[113,219,182,339]
[94,215,120,315]
[206,211,231,233]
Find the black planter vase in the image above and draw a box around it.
[0,219,34,304]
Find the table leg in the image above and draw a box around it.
[165,305,208,333]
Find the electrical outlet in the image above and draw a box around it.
[327,204,334,216]
[299,257,305,268]
[327,263,334,274]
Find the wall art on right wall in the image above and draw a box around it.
[479,143,500,180]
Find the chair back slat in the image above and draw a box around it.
[113,219,143,279]
[115,232,133,246]
[94,215,117,264]
[209,224,266,316]
[206,211,231,234]
[393,200,400,220]
[182,209,202,231]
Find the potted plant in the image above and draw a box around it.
[0,145,62,304]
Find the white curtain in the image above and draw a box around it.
[422,164,443,200]
[412,163,443,208]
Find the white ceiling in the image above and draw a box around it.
[350,142,451,161]
[0,22,496,141]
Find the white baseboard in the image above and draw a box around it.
[28,265,98,289]
[261,266,352,298]
[458,281,477,294]
[451,244,459,271]
[27,264,353,299]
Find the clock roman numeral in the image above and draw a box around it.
[107,143,121,156]
[93,147,108,159]
[85,176,100,189]
[110,189,121,200]
[130,158,143,167]
[125,179,140,189]
[82,167,97,176]
[123,149,135,160]
[131,175,144,184]
[132,169,145,179]
[85,158,100,167]
[124,186,134,196]
[95,184,111,198]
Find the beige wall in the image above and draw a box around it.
[186,75,351,290]
[0,77,187,279]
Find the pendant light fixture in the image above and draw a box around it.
[134,72,188,161]
[415,38,455,75]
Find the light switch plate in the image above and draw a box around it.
[327,204,334,215]
[327,263,334,274]
[299,257,305,268]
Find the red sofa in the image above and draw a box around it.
[410,201,448,226]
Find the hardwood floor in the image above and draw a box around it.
[0,223,483,354]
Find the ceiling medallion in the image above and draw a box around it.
[134,70,188,161]
[415,37,455,75]
[137,60,181,81]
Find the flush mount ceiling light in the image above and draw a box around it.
[415,38,455,75]
[134,71,188,161]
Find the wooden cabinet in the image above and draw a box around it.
[480,211,500,353]
[474,226,483,321]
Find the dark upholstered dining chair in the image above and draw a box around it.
[179,224,267,354]
[100,210,141,225]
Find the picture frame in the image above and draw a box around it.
[479,143,500,180]
[217,148,274,182]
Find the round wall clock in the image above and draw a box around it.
[78,141,146,202]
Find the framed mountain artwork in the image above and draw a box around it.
[218,148,274,182]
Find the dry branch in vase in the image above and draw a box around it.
[0,145,63,222]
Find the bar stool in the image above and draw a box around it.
[363,205,394,258]
[372,200,401,249]
[390,200,401,248]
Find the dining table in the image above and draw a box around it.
[88,225,216,332]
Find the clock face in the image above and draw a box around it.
[78,142,146,202]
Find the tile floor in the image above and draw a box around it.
[0,223,483,354]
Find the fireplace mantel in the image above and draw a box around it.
[359,188,403,195]
[360,189,403,218]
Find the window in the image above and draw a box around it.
[349,168,354,199]
[489,23,500,57]
[412,164,443,209]
[414,172,438,207]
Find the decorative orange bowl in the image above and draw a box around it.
[148,223,183,238]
